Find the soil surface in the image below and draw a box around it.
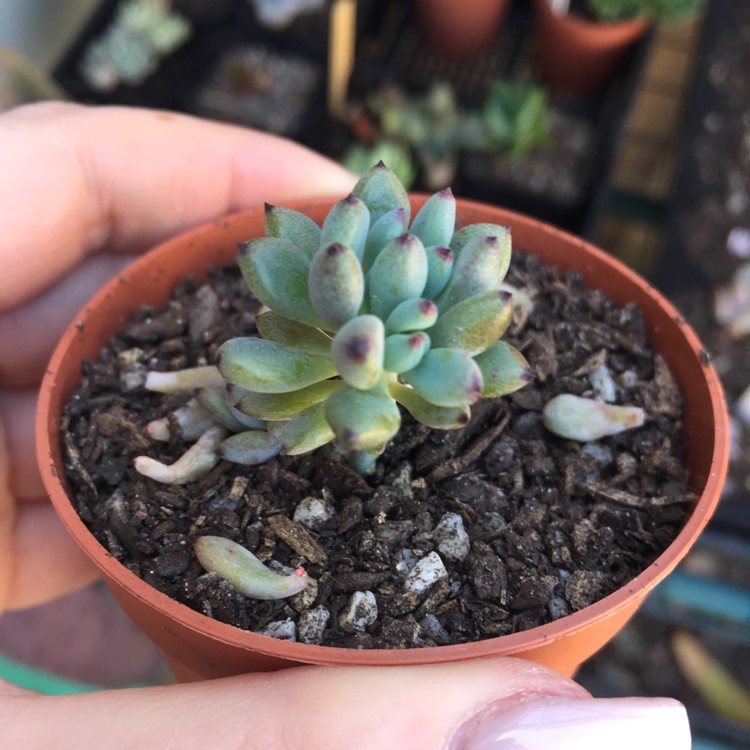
[61,251,693,649]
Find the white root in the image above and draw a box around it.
[146,398,217,442]
[144,365,225,393]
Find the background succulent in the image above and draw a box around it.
[135,162,532,482]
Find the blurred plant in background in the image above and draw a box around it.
[342,80,551,189]
[79,0,191,92]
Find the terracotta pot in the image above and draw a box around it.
[531,0,650,96]
[414,0,511,60]
[37,196,728,681]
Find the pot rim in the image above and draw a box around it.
[36,196,729,667]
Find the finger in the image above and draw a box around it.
[0,102,355,310]
[0,400,98,611]
[0,255,136,387]
[0,418,13,609]
[5,503,98,611]
[0,389,40,500]
[0,659,690,750]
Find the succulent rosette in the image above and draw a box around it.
[136,162,532,482]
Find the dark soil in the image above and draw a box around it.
[60,251,694,650]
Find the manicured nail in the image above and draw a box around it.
[452,695,691,750]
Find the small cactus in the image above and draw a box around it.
[136,162,532,480]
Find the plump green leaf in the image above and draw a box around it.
[474,341,534,397]
[309,242,365,329]
[389,382,470,429]
[266,401,335,455]
[264,204,321,258]
[383,332,430,373]
[255,311,332,355]
[218,337,336,393]
[228,405,266,430]
[331,315,385,390]
[402,348,483,407]
[542,394,646,442]
[424,245,454,299]
[362,206,407,272]
[385,297,438,334]
[225,383,247,405]
[237,379,343,420]
[437,234,509,310]
[451,222,511,274]
[238,237,323,327]
[194,536,309,600]
[195,386,251,432]
[409,188,456,248]
[320,194,370,261]
[429,290,513,356]
[352,161,411,225]
[217,430,282,465]
[324,383,401,451]
[367,233,428,319]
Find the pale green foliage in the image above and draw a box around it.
[138,163,532,480]
[482,81,551,159]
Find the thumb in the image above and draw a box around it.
[0,658,690,749]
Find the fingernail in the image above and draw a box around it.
[452,695,691,750]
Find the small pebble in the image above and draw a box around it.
[434,513,471,562]
[419,613,451,645]
[118,347,145,366]
[580,442,614,468]
[589,362,617,402]
[298,606,330,644]
[548,595,571,620]
[338,591,378,633]
[120,364,147,392]
[290,577,319,612]
[256,619,297,641]
[293,495,334,530]
[404,551,448,596]
[394,547,419,576]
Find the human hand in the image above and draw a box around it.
[1,655,689,749]
[0,103,690,749]
[0,102,355,611]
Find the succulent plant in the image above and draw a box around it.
[482,81,551,159]
[135,162,532,482]
[79,0,191,93]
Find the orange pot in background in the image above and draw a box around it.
[532,0,649,96]
[414,0,512,59]
[37,197,728,681]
